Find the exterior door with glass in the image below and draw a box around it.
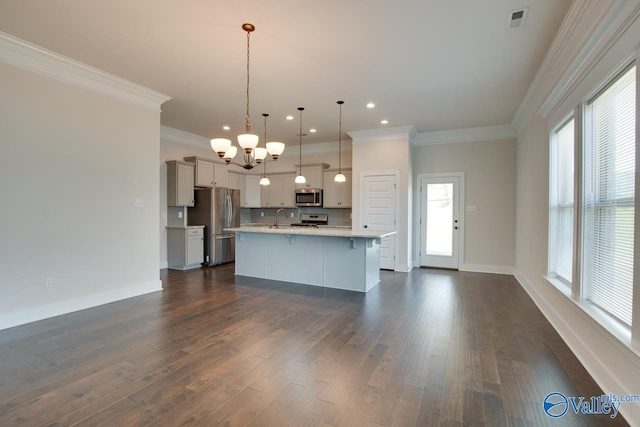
[420,174,462,269]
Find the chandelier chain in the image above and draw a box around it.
[245,30,251,133]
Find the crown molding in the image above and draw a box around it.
[511,0,617,133]
[161,125,210,148]
[413,124,516,146]
[0,31,171,111]
[348,125,417,143]
[539,0,640,119]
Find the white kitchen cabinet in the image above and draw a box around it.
[323,170,352,207]
[167,226,204,270]
[295,164,327,189]
[243,175,261,207]
[228,172,240,190]
[261,174,296,208]
[183,156,228,188]
[214,163,228,187]
[166,160,194,207]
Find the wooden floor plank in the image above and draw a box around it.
[0,266,630,426]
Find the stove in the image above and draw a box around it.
[290,213,328,228]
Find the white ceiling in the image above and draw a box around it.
[0,0,572,145]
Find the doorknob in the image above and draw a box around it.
[364,225,368,228]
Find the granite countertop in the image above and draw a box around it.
[226,226,395,239]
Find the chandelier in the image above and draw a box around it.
[210,23,285,169]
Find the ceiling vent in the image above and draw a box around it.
[507,8,528,29]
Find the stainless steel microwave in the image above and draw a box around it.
[295,188,323,207]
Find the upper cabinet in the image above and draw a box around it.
[323,170,352,208]
[183,156,228,188]
[166,160,194,207]
[261,174,296,208]
[242,175,261,207]
[295,163,329,189]
[228,172,240,190]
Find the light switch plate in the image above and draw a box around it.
[134,198,144,208]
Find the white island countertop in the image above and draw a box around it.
[226,226,396,239]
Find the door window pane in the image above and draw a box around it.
[426,183,453,256]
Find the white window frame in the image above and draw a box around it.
[548,113,576,288]
[546,58,639,350]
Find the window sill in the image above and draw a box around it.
[543,275,640,361]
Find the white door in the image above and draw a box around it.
[420,175,461,269]
[362,174,396,270]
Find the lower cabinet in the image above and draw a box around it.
[167,226,204,270]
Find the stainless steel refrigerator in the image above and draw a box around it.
[188,187,240,266]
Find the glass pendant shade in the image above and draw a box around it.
[259,176,271,186]
[295,174,306,184]
[211,138,231,157]
[266,141,285,158]
[237,133,259,151]
[254,147,268,162]
[334,172,346,183]
[223,145,238,161]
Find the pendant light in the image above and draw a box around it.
[259,114,271,186]
[210,23,285,169]
[294,107,306,184]
[334,100,346,183]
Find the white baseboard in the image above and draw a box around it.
[513,271,640,426]
[0,280,163,331]
[395,263,414,273]
[459,264,514,275]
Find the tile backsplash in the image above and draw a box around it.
[243,207,351,227]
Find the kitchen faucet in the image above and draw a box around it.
[275,208,288,229]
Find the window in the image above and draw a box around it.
[583,65,636,326]
[548,63,637,332]
[549,118,575,285]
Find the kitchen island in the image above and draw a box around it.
[226,226,396,292]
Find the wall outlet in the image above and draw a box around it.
[178,211,183,218]
[290,212,294,217]
[261,212,264,217]
[45,277,53,288]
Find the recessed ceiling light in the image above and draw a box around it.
[309,129,317,133]
[223,125,230,130]
[380,120,389,125]
[367,102,375,109]
[286,115,294,120]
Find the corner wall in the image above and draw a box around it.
[412,138,516,272]
[0,61,164,330]
[513,1,640,423]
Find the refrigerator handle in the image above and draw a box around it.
[227,194,232,228]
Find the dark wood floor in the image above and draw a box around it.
[0,265,629,426]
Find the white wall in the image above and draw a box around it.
[0,62,163,329]
[514,1,640,424]
[350,127,414,272]
[412,139,516,272]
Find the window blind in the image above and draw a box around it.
[583,65,636,326]
[550,118,575,284]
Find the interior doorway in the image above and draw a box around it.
[362,173,397,270]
